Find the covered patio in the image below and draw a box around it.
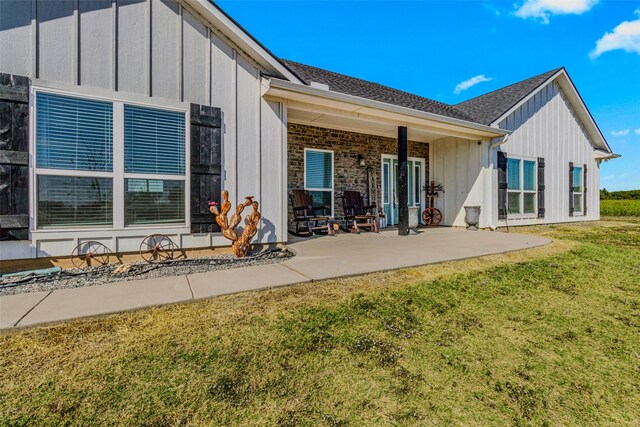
[265,75,509,234]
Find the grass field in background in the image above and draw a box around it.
[601,199,640,217]
[1,219,640,425]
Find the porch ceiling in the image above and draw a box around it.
[287,106,448,143]
[266,78,510,143]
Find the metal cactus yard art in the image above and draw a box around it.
[209,190,261,258]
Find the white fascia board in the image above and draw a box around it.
[490,69,613,154]
[186,0,303,83]
[594,149,621,160]
[268,78,510,138]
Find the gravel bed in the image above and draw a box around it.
[0,249,294,297]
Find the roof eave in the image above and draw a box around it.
[490,69,613,154]
[268,78,510,138]
[595,150,621,160]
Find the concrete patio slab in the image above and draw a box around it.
[284,228,549,281]
[0,290,51,329]
[188,263,311,300]
[1,227,551,330]
[16,275,191,327]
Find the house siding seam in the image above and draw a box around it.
[287,123,429,223]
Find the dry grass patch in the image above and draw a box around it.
[1,220,639,426]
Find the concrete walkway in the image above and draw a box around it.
[1,228,550,330]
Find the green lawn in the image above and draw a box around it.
[601,199,640,217]
[1,219,639,426]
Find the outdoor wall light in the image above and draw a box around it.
[358,154,365,167]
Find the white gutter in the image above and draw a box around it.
[489,133,510,149]
[268,78,510,138]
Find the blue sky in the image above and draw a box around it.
[218,0,640,190]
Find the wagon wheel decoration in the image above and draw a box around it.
[422,207,443,227]
[139,234,177,263]
[71,241,112,269]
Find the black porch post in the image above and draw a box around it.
[397,126,409,236]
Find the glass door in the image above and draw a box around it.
[382,155,423,225]
[382,157,392,224]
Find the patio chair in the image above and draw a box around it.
[289,189,333,237]
[341,190,379,232]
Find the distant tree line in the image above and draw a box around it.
[600,189,640,200]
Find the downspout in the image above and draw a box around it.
[488,133,510,230]
[490,133,510,149]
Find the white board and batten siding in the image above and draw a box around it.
[0,0,288,260]
[430,138,493,228]
[496,81,600,226]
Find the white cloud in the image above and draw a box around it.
[454,75,493,94]
[514,0,598,24]
[590,12,640,58]
[635,128,640,135]
[611,129,630,136]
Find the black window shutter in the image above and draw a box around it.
[537,157,545,219]
[583,164,587,215]
[0,73,30,241]
[190,103,222,234]
[569,162,574,217]
[497,151,508,220]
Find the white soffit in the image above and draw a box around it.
[267,78,509,140]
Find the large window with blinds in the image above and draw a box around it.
[507,157,537,217]
[304,148,334,216]
[35,92,114,227]
[124,105,186,225]
[34,91,187,229]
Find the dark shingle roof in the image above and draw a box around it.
[282,60,478,123]
[281,60,564,128]
[454,68,563,125]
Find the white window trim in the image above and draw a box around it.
[507,155,537,219]
[380,154,426,225]
[573,165,584,215]
[30,86,191,233]
[303,148,334,217]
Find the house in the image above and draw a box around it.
[0,0,618,263]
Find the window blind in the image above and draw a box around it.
[124,105,185,175]
[523,160,536,191]
[305,150,332,189]
[36,92,113,172]
[37,175,113,227]
[124,179,185,225]
[507,158,521,190]
[573,166,583,192]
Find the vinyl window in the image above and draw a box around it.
[35,92,114,227]
[34,91,186,229]
[507,157,536,217]
[304,149,334,216]
[573,166,583,213]
[123,105,186,225]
